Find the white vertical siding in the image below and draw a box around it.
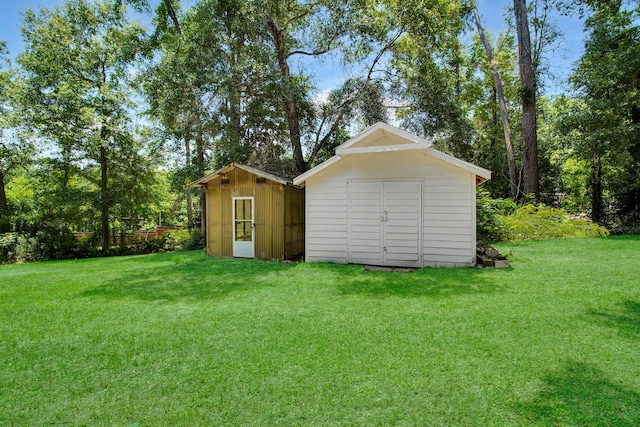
[347,182,383,264]
[345,181,422,267]
[383,181,421,267]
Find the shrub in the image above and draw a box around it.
[107,237,166,257]
[3,225,81,262]
[163,229,205,252]
[476,190,514,243]
[500,204,609,241]
[0,233,19,264]
[1,228,202,264]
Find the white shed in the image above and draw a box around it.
[293,122,492,268]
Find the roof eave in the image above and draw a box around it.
[188,162,293,188]
[293,156,341,186]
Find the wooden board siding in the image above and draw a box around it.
[266,184,283,260]
[206,186,222,257]
[220,186,232,257]
[201,165,303,260]
[284,186,305,259]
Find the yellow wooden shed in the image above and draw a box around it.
[190,163,304,260]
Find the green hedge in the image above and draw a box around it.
[1,229,205,264]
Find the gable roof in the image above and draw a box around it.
[336,121,431,150]
[189,162,292,188]
[294,122,492,186]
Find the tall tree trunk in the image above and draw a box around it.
[185,134,193,229]
[514,0,540,201]
[266,16,306,174]
[100,142,110,249]
[0,169,9,233]
[194,112,206,236]
[452,52,465,159]
[228,88,242,158]
[591,153,603,223]
[0,170,7,211]
[473,5,520,199]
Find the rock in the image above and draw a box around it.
[494,259,510,268]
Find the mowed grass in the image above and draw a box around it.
[1,237,639,426]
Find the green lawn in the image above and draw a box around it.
[1,236,639,426]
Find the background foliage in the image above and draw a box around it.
[1,0,638,262]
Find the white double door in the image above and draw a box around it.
[348,181,421,267]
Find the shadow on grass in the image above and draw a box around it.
[77,252,506,302]
[589,300,640,339]
[518,361,640,426]
[337,268,506,298]
[79,254,297,302]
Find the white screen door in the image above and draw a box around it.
[233,197,254,258]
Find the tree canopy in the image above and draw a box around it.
[1,0,639,258]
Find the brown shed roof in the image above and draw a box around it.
[189,163,293,188]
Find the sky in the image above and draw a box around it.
[0,0,586,94]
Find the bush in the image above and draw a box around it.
[476,190,514,243]
[1,227,203,264]
[106,237,166,257]
[500,204,610,241]
[0,232,62,263]
[163,229,205,252]
[2,225,80,262]
[0,233,19,264]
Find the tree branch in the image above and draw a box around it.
[283,2,321,29]
[367,28,405,82]
[287,48,331,58]
[164,0,182,35]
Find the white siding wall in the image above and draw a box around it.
[422,171,475,268]
[305,150,476,267]
[305,181,349,263]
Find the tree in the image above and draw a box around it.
[261,0,387,174]
[0,41,13,232]
[513,0,540,200]
[18,0,146,248]
[0,41,36,233]
[565,2,640,223]
[141,0,216,232]
[142,0,393,181]
[472,4,520,199]
[529,0,563,91]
